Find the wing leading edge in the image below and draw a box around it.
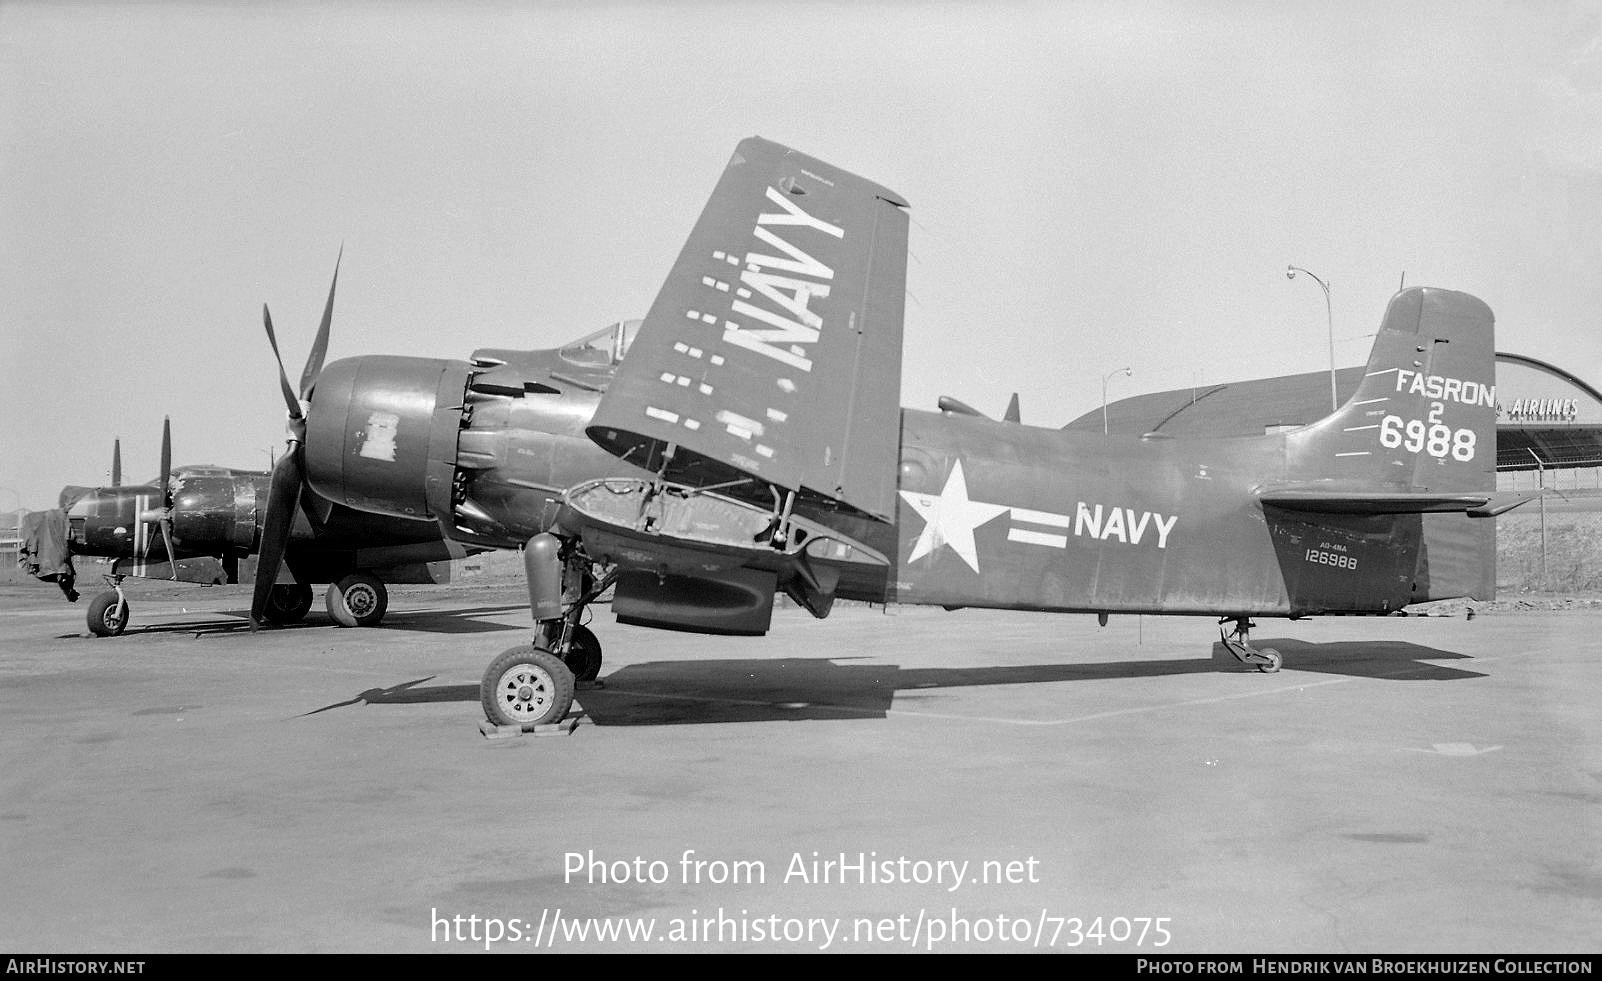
[586,136,910,523]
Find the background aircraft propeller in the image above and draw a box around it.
[250,251,340,626]
[135,417,179,579]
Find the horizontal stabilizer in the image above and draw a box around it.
[586,137,910,522]
[1465,489,1544,518]
[1259,488,1496,515]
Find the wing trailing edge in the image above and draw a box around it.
[586,137,910,523]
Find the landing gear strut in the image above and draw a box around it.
[479,539,616,728]
[538,559,617,684]
[1218,616,1282,673]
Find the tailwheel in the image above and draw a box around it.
[561,623,604,684]
[87,590,130,637]
[1218,616,1282,672]
[481,646,575,729]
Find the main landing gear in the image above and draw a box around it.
[480,647,575,729]
[87,576,131,637]
[480,537,616,729]
[1218,616,1282,673]
[258,575,386,628]
[324,572,388,628]
[88,576,318,636]
[258,584,314,625]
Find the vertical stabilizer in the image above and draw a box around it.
[1286,287,1496,494]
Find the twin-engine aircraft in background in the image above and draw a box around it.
[20,414,477,637]
[231,136,1532,731]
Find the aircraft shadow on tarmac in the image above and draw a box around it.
[60,603,532,639]
[302,639,1484,726]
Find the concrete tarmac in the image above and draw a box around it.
[1,581,1599,954]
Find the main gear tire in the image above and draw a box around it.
[481,646,575,729]
[563,624,604,683]
[261,583,314,625]
[87,591,129,637]
[325,573,388,628]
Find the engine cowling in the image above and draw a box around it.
[304,355,470,521]
[169,468,261,553]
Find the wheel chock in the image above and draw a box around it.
[478,709,582,740]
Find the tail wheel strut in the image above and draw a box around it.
[1218,616,1282,673]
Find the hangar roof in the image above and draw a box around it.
[1063,352,1602,471]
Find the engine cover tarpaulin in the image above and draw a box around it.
[20,508,78,601]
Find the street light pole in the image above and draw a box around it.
[1529,447,1547,584]
[1102,366,1131,435]
[1286,265,1337,413]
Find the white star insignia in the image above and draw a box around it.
[898,459,1007,574]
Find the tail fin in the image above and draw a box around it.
[1284,287,1496,495]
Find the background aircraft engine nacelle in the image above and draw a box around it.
[169,470,260,552]
[304,355,471,521]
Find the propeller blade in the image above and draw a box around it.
[262,304,303,420]
[299,246,341,401]
[159,416,172,504]
[250,449,305,628]
[112,439,122,487]
[159,516,178,581]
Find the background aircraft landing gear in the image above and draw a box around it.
[1219,616,1282,673]
[86,589,130,637]
[259,583,314,625]
[325,572,388,627]
[480,646,575,728]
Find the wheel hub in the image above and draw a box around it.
[498,666,551,721]
[346,586,376,617]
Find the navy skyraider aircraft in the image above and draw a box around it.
[20,415,479,636]
[235,137,1531,729]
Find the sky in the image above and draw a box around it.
[3,0,1600,514]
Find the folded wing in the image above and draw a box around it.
[586,136,910,523]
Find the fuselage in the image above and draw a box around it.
[444,388,1481,619]
[877,409,1445,616]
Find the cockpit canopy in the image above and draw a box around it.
[558,319,641,368]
